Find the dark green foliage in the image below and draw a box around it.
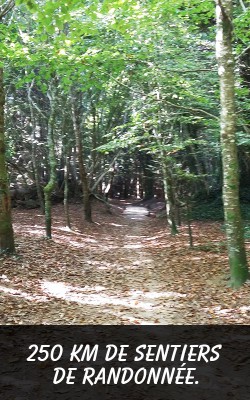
[191,199,224,221]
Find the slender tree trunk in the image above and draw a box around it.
[71,93,92,222]
[27,83,45,214]
[44,84,57,239]
[64,150,71,229]
[186,203,193,248]
[162,157,178,235]
[0,67,15,253]
[91,101,98,185]
[104,166,115,201]
[91,153,119,195]
[216,0,249,287]
[0,1,15,253]
[61,112,71,229]
[136,161,141,199]
[153,123,177,234]
[70,146,79,198]
[142,153,154,199]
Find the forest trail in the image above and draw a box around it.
[1,201,250,324]
[114,204,185,324]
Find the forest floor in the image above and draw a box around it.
[1,199,250,325]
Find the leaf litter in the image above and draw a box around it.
[0,200,250,325]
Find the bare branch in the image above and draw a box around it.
[0,0,15,19]
[162,98,219,120]
[90,152,121,192]
[239,0,247,12]
[27,81,47,119]
[164,68,217,74]
[236,45,250,60]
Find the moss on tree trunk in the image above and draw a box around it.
[0,67,15,253]
[44,84,57,239]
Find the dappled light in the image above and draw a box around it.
[0,0,249,331]
[0,202,249,324]
[124,243,144,249]
[0,285,47,302]
[41,280,155,310]
[109,223,125,227]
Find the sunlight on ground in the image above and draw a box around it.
[109,223,124,227]
[0,285,47,302]
[25,228,44,236]
[124,207,148,215]
[10,205,242,324]
[2,277,248,324]
[40,280,185,311]
[58,226,72,232]
[132,259,152,265]
[126,235,148,238]
[52,234,119,250]
[129,290,186,299]
[58,238,84,248]
[81,238,98,243]
[41,280,154,309]
[84,260,116,269]
[200,303,250,321]
[123,206,148,221]
[124,244,144,249]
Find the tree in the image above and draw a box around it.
[2,0,250,281]
[0,0,15,253]
[44,80,57,239]
[215,0,249,287]
[70,90,92,223]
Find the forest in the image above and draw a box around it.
[0,0,250,324]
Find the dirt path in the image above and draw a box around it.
[1,201,250,324]
[116,205,186,324]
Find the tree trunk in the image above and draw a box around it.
[44,84,57,239]
[63,140,71,229]
[27,83,45,214]
[0,67,15,253]
[162,157,178,235]
[142,153,154,199]
[216,0,249,287]
[71,93,92,222]
[70,146,79,198]
[90,101,98,185]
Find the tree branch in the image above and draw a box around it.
[162,98,219,120]
[90,152,120,192]
[239,0,247,12]
[163,68,217,74]
[236,45,250,60]
[0,0,14,19]
[217,0,232,22]
[27,80,47,119]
